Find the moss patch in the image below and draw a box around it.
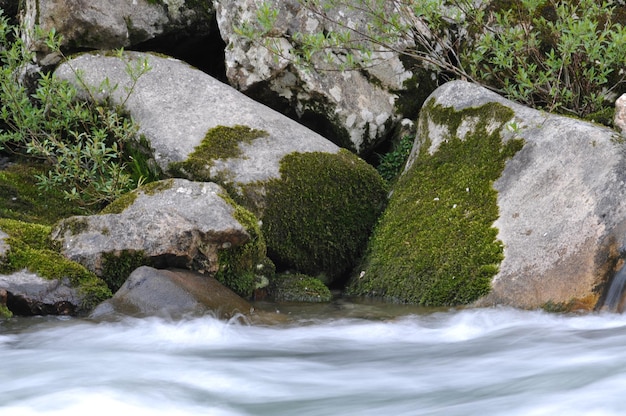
[215,193,273,299]
[0,218,111,310]
[0,161,94,225]
[0,303,11,318]
[270,273,332,302]
[101,250,151,292]
[262,149,388,283]
[168,125,268,181]
[100,179,174,214]
[347,99,524,305]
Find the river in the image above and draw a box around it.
[2,300,626,416]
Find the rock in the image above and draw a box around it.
[90,266,253,320]
[350,80,626,310]
[0,218,112,316]
[55,52,388,284]
[213,0,412,155]
[0,271,81,316]
[51,179,269,297]
[614,93,626,135]
[54,51,338,175]
[270,273,332,303]
[22,0,213,63]
[0,288,11,318]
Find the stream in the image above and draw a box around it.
[2,300,626,415]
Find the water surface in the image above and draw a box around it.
[2,302,626,415]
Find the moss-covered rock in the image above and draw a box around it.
[348,98,523,305]
[262,149,387,283]
[169,124,387,286]
[0,218,112,311]
[216,193,274,299]
[270,273,332,302]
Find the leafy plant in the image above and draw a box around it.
[237,0,626,120]
[467,0,626,117]
[0,11,152,207]
[376,134,414,183]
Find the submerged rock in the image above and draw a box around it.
[350,80,626,310]
[270,273,332,303]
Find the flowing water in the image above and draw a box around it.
[3,301,626,416]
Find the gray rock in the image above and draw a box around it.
[615,93,626,135]
[0,271,81,315]
[422,81,626,309]
[54,51,339,177]
[23,0,213,63]
[51,179,251,277]
[213,0,412,154]
[91,266,253,319]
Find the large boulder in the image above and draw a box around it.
[213,0,413,155]
[51,179,270,298]
[349,80,626,310]
[23,0,214,63]
[91,266,254,320]
[54,52,388,284]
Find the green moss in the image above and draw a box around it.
[0,303,12,318]
[270,273,332,302]
[168,125,268,181]
[101,250,151,292]
[347,99,524,306]
[262,149,388,283]
[100,179,174,214]
[215,193,273,299]
[0,161,94,225]
[0,218,112,310]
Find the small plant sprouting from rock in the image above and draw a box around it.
[376,135,414,183]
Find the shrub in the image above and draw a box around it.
[467,0,626,118]
[0,11,151,207]
[238,0,626,120]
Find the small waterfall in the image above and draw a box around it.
[603,266,626,312]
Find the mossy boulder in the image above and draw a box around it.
[269,273,332,303]
[54,51,387,286]
[349,93,522,306]
[0,218,111,315]
[171,124,387,284]
[351,80,626,310]
[262,150,387,282]
[52,179,271,298]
